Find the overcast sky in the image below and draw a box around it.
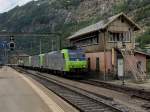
[0,0,34,13]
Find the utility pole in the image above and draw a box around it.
[49,38,51,52]
[103,30,107,81]
[57,36,62,50]
[30,41,33,52]
[52,40,54,51]
[4,43,7,65]
[59,36,61,50]
[40,39,42,54]
[57,37,59,50]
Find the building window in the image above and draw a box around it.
[88,58,91,71]
[96,57,100,72]
[74,34,99,46]
[121,18,124,23]
[109,31,131,42]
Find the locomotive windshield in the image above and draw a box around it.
[68,50,86,61]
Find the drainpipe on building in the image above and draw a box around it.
[122,42,126,85]
[103,30,107,81]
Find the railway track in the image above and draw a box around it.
[79,80,150,101]
[17,68,131,112]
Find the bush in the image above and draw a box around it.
[137,29,150,49]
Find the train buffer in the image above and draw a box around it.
[0,66,78,112]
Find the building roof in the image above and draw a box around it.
[68,12,141,40]
[135,50,150,59]
[11,53,29,57]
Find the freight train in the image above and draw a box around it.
[19,49,87,76]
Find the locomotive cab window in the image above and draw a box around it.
[68,50,86,61]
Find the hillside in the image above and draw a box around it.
[0,0,149,54]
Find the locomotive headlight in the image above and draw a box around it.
[82,65,86,68]
[70,65,73,68]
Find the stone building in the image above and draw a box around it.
[9,52,29,65]
[68,13,150,81]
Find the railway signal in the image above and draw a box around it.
[9,36,15,51]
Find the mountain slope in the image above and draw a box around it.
[0,0,149,54]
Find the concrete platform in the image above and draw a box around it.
[107,79,150,91]
[0,66,78,112]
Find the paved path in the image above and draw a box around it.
[108,79,150,91]
[0,66,76,112]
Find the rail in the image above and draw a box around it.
[79,79,150,101]
[17,68,128,112]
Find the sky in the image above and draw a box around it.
[0,0,34,13]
